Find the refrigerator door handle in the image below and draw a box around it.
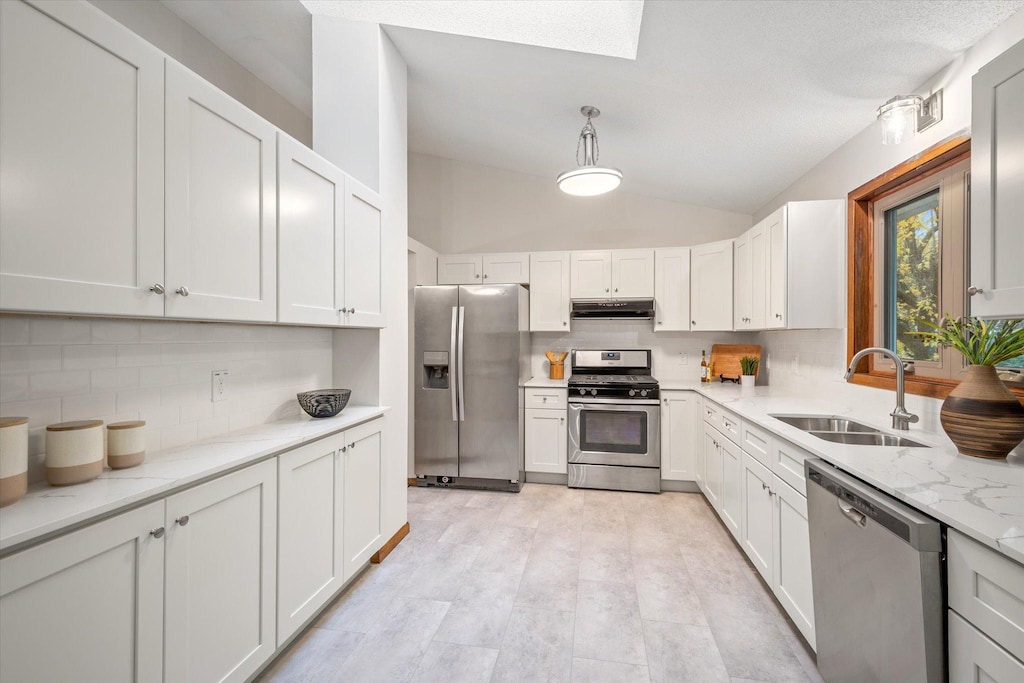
[457,305,466,422]
[450,306,458,422]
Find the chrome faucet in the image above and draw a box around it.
[844,347,919,430]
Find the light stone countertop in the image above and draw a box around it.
[667,381,1024,565]
[0,406,390,555]
[522,376,569,388]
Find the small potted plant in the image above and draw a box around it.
[912,316,1024,459]
[739,356,759,388]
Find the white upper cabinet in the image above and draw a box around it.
[277,134,346,326]
[734,230,752,330]
[530,252,571,331]
[344,176,385,328]
[690,240,735,331]
[164,61,277,322]
[438,255,483,284]
[654,248,691,331]
[483,253,530,284]
[612,249,655,298]
[971,38,1024,318]
[0,0,165,317]
[571,250,613,298]
[765,206,788,329]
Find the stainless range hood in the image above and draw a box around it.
[571,299,655,321]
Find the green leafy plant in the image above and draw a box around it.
[910,316,1024,366]
[739,356,759,375]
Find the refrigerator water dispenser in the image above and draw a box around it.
[422,351,450,389]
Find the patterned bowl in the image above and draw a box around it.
[297,389,351,418]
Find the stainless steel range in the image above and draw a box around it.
[567,350,661,493]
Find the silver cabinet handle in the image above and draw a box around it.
[605,288,610,293]
[614,288,619,292]
[176,515,190,526]
[149,283,165,294]
[339,308,349,314]
[150,527,165,538]
[350,442,356,449]
[341,445,347,453]
[968,286,984,296]
[775,313,782,319]
[176,286,190,297]
[350,308,355,314]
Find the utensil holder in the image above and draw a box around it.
[46,420,104,486]
[0,417,29,507]
[107,421,146,469]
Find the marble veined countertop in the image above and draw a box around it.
[661,381,1024,565]
[0,406,390,555]
[522,376,569,388]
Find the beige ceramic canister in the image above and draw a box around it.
[0,417,29,507]
[45,420,104,485]
[106,421,146,469]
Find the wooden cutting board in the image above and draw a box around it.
[709,344,762,381]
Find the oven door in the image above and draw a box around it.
[568,402,661,467]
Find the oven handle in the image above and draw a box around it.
[568,398,661,406]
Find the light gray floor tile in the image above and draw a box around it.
[517,546,580,612]
[491,606,575,683]
[571,657,650,682]
[438,519,495,546]
[643,619,730,683]
[397,543,481,601]
[433,570,521,648]
[257,627,363,682]
[633,556,706,626]
[411,643,499,683]
[472,524,536,574]
[315,560,414,634]
[701,592,810,682]
[785,633,824,683]
[333,597,451,682]
[496,498,545,528]
[573,579,647,665]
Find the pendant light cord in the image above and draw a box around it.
[575,116,599,167]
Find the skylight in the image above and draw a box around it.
[300,0,645,60]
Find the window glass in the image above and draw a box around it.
[884,189,941,362]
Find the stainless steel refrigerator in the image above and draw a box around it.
[414,284,530,491]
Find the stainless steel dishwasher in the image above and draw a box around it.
[805,459,944,683]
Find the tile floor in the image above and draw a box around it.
[259,484,824,682]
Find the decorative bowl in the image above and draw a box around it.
[297,389,351,418]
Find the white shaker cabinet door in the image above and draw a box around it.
[530,252,571,331]
[970,38,1024,318]
[720,435,743,541]
[164,60,278,322]
[164,459,277,683]
[765,206,788,329]
[612,249,655,298]
[690,240,734,331]
[0,0,165,317]
[483,253,530,284]
[654,248,691,331]
[525,408,568,474]
[661,391,697,481]
[571,250,612,298]
[740,452,774,583]
[733,230,752,330]
[772,475,815,649]
[277,134,346,326]
[437,255,482,284]
[749,221,768,329]
[343,418,384,580]
[344,176,385,328]
[703,425,724,511]
[277,435,345,646]
[0,501,165,683]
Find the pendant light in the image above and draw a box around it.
[557,106,623,196]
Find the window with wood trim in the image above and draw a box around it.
[847,136,1024,401]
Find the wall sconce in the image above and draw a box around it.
[877,90,942,145]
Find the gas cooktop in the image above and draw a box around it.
[568,374,658,387]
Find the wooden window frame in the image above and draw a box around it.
[847,134,1024,402]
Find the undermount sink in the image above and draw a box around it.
[770,413,930,448]
[808,431,929,448]
[770,415,879,433]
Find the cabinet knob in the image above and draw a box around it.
[560,417,565,423]
[562,321,567,326]
[775,313,782,319]
[691,320,696,325]
[149,283,165,295]
[475,274,480,278]
[967,286,984,296]
[341,445,347,452]
[350,442,356,449]
[349,308,355,314]
[150,527,165,538]
[176,515,190,526]
[614,288,619,292]
[605,288,610,293]
[175,286,190,297]
[658,321,663,325]
[483,274,488,279]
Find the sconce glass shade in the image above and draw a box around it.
[877,95,922,145]
[557,166,623,196]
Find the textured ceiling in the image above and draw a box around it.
[301,0,645,59]
[162,0,1023,213]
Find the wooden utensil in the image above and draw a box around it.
[709,344,762,382]
[546,351,568,380]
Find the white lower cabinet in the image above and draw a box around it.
[703,423,724,511]
[277,435,345,645]
[741,452,774,582]
[661,391,697,481]
[950,611,1024,682]
[772,474,815,649]
[164,459,278,683]
[720,434,743,540]
[0,501,165,683]
[525,407,568,474]
[343,419,384,580]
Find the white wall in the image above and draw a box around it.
[0,316,332,484]
[89,0,312,145]
[410,153,752,254]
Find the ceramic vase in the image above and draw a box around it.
[940,365,1024,459]
[741,375,756,388]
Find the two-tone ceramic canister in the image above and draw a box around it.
[0,417,29,506]
[106,420,146,469]
[45,420,104,486]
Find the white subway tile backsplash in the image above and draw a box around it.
[140,365,181,388]
[91,367,141,391]
[61,393,116,421]
[91,320,141,344]
[29,318,91,345]
[0,374,29,402]
[0,317,30,345]
[0,398,61,428]
[0,345,61,374]
[63,345,116,370]
[29,370,91,398]
[116,344,163,367]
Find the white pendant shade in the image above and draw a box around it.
[557,166,623,196]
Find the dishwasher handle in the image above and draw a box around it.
[838,501,867,527]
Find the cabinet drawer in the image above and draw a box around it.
[771,437,812,496]
[949,529,1024,661]
[949,610,1024,683]
[702,400,723,431]
[525,388,567,410]
[719,408,741,444]
[740,420,772,466]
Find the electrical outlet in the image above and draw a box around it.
[212,370,229,402]
[680,352,689,365]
